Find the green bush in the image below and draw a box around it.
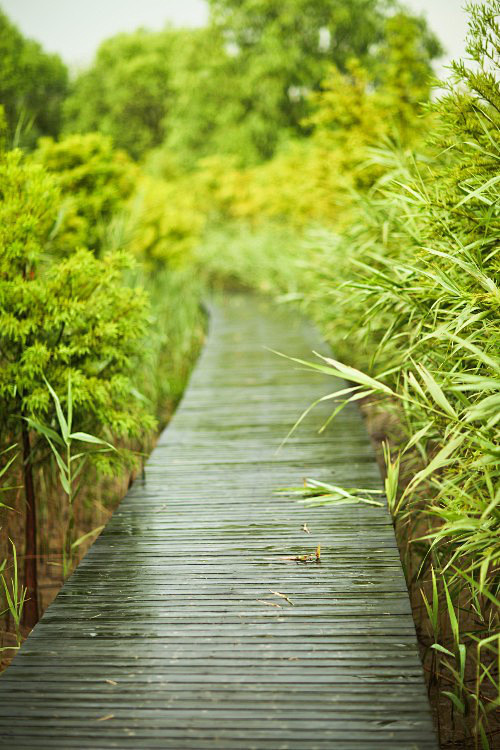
[0,149,153,624]
[34,132,136,256]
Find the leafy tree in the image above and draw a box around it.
[302,10,441,189]
[0,150,153,625]
[204,0,391,158]
[34,133,136,256]
[197,8,441,225]
[64,25,247,165]
[162,27,264,167]
[307,61,388,151]
[0,9,68,148]
[209,0,389,82]
[62,1,440,166]
[169,0,441,164]
[64,29,180,159]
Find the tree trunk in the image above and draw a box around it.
[21,419,39,628]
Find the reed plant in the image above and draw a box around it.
[0,540,26,649]
[28,376,114,576]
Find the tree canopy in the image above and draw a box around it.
[0,9,68,148]
[63,0,441,165]
[63,29,182,160]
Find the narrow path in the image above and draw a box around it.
[0,295,437,749]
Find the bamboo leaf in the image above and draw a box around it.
[315,352,394,394]
[67,373,73,435]
[402,423,433,455]
[415,363,457,418]
[46,437,68,477]
[455,174,500,207]
[59,470,71,495]
[0,450,18,482]
[406,433,465,492]
[451,566,500,608]
[44,377,69,443]
[69,432,115,450]
[431,643,454,657]
[26,418,65,448]
[71,526,105,550]
[442,691,466,714]
[442,577,459,647]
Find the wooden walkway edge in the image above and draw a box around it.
[0,294,437,749]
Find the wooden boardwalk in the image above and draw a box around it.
[0,295,437,749]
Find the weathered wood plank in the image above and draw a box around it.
[0,295,437,749]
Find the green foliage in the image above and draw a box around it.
[126,173,205,270]
[375,12,441,136]
[0,143,205,638]
[169,9,439,230]
[129,267,206,423]
[63,29,180,159]
[162,27,265,167]
[0,9,68,148]
[29,376,114,575]
[0,149,61,266]
[0,106,7,152]
[304,13,440,177]
[207,0,385,156]
[0,540,26,648]
[428,3,500,247]
[63,1,439,166]
[209,0,389,72]
[0,149,154,456]
[206,0,440,160]
[196,221,307,293]
[34,133,136,256]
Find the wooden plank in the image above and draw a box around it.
[0,294,437,749]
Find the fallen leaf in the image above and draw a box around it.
[257,599,282,608]
[270,590,294,606]
[96,714,114,722]
[302,523,311,534]
[105,679,118,686]
[280,554,313,563]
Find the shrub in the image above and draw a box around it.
[34,132,136,256]
[0,150,152,625]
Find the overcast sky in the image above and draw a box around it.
[1,0,469,76]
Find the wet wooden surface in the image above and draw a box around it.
[0,295,437,748]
